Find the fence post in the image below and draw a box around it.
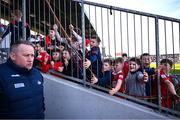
[155,17,161,112]
[22,0,26,41]
[81,0,86,87]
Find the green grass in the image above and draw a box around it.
[150,63,180,74]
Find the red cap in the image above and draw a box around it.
[85,39,90,46]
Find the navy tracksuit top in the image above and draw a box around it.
[1,20,30,46]
[0,59,45,119]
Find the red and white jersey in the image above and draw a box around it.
[112,71,125,92]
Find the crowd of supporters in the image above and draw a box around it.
[0,10,180,110]
[30,23,180,109]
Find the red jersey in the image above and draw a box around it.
[41,62,51,73]
[152,70,173,108]
[123,61,129,79]
[36,51,51,73]
[52,61,63,71]
[45,35,51,46]
[112,71,125,93]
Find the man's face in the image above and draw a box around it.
[10,44,35,70]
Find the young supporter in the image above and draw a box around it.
[122,53,129,78]
[60,49,78,77]
[109,57,125,95]
[91,58,113,88]
[36,49,51,73]
[84,37,103,81]
[45,28,60,54]
[0,10,30,46]
[140,53,155,97]
[152,59,180,108]
[125,57,148,97]
[50,50,63,72]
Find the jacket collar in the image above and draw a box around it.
[7,58,32,74]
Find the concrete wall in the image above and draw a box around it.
[43,74,174,119]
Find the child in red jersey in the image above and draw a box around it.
[109,57,125,95]
[153,59,180,108]
[122,53,129,79]
[50,50,63,72]
[39,51,51,73]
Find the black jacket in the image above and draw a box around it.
[0,59,45,119]
[1,20,30,46]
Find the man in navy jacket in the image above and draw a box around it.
[0,41,45,119]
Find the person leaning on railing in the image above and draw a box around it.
[140,53,155,98]
[0,10,30,46]
[152,58,180,108]
[125,57,148,97]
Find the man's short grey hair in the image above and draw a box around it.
[10,41,34,53]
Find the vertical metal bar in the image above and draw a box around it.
[101,8,105,58]
[107,8,110,58]
[171,22,175,70]
[155,17,161,112]
[95,6,97,36]
[147,17,150,53]
[140,15,143,54]
[38,0,41,34]
[28,0,31,30]
[88,5,91,38]
[69,1,72,26]
[120,12,123,53]
[133,14,136,57]
[22,0,26,40]
[48,1,50,30]
[113,10,116,58]
[75,2,78,28]
[126,13,129,56]
[58,0,61,37]
[53,0,56,23]
[94,6,100,78]
[81,0,86,87]
[33,0,36,33]
[58,0,63,62]
[0,0,2,23]
[43,0,46,50]
[179,23,180,64]
[164,20,168,58]
[64,0,67,31]
[70,1,74,78]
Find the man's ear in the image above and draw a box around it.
[9,52,16,61]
